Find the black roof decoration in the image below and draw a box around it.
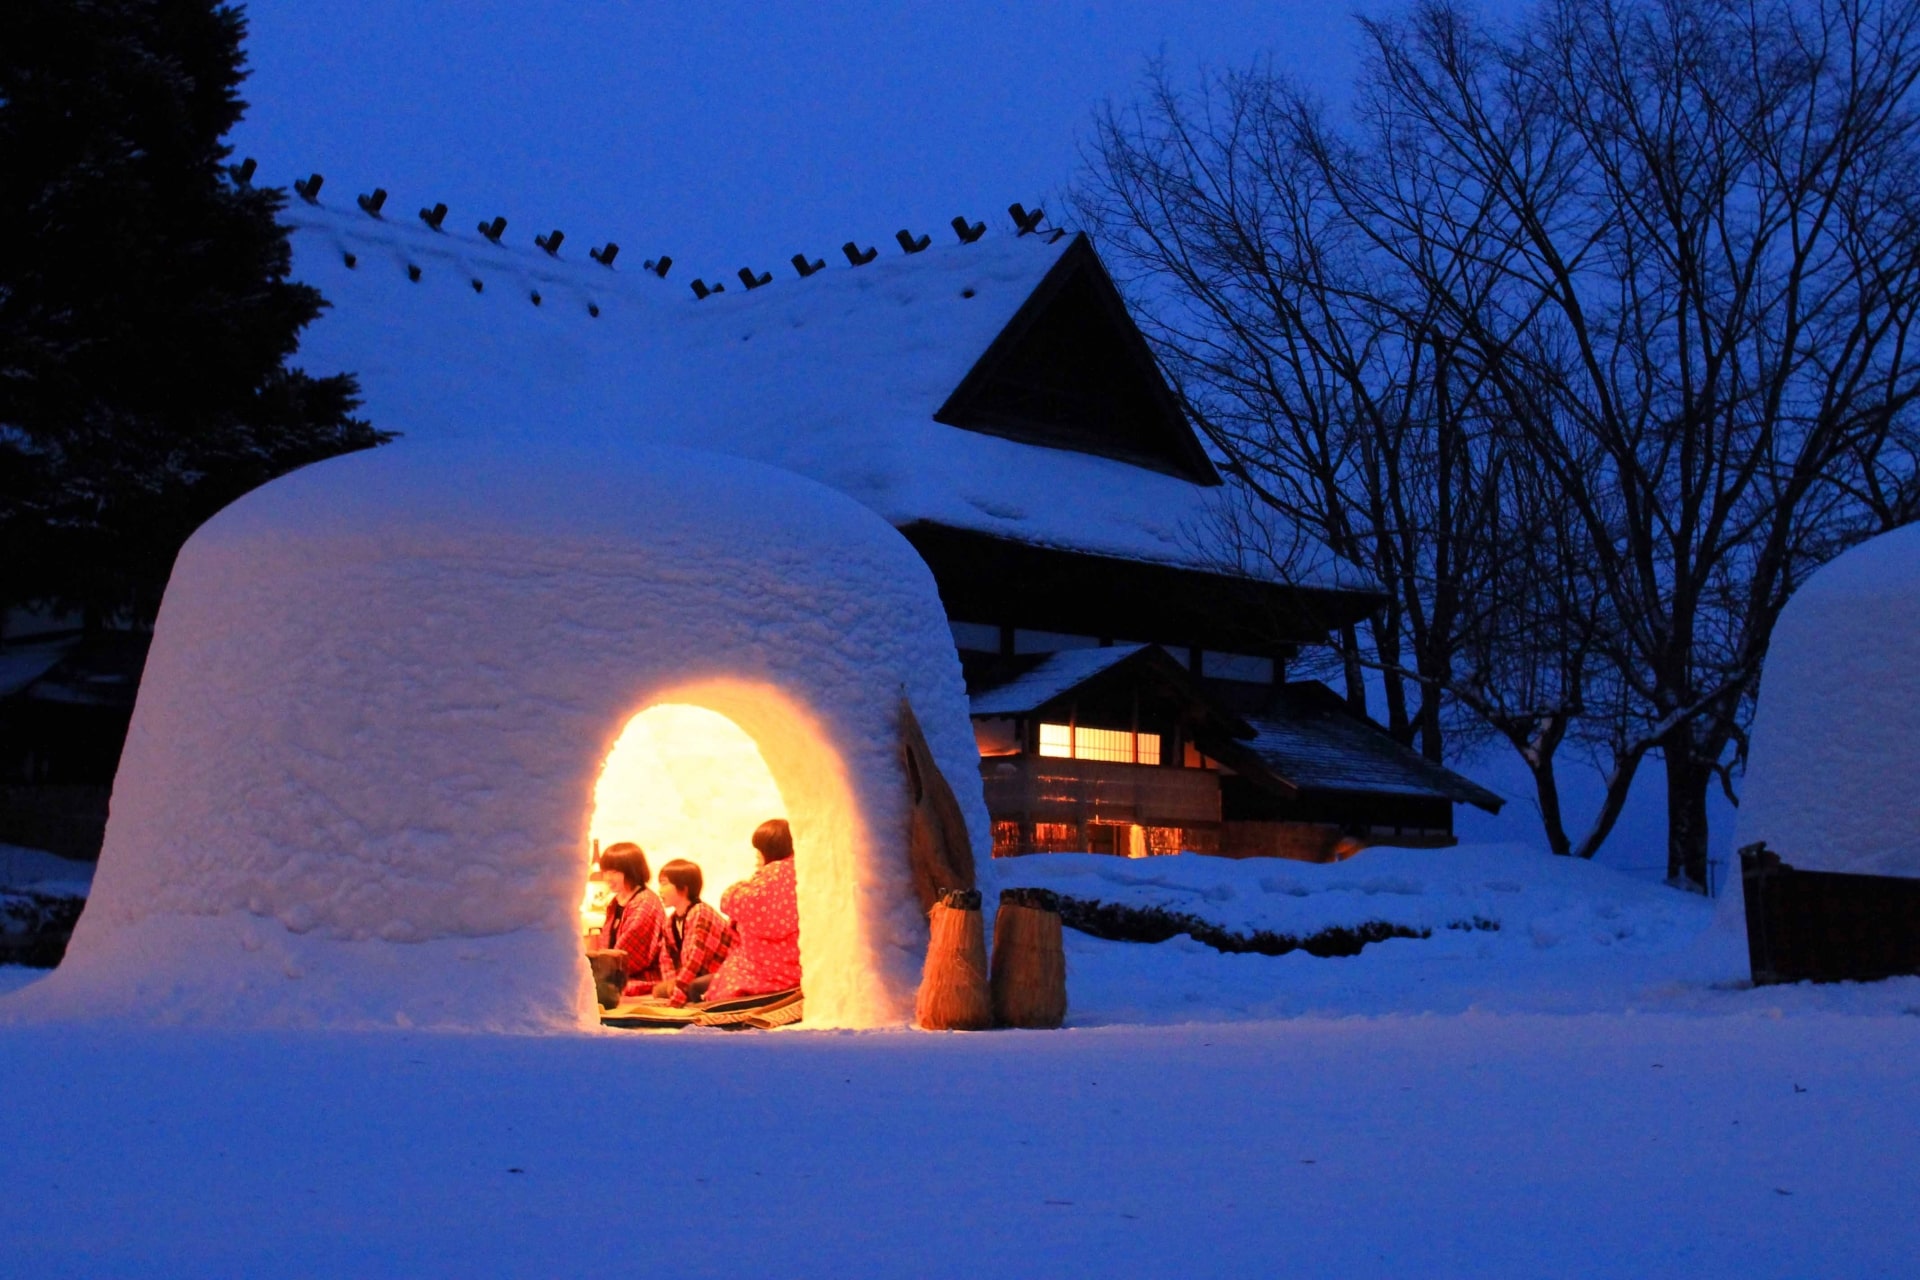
[935,234,1221,486]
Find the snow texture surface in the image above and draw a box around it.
[2,842,1915,1278]
[6,441,987,1031]
[278,200,1323,581]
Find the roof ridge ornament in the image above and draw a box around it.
[951,216,986,243]
[690,278,726,299]
[791,253,825,278]
[896,228,931,254]
[843,241,878,266]
[1008,202,1045,236]
[355,187,388,218]
[737,266,772,289]
[228,157,256,188]
[477,215,507,243]
[535,228,565,256]
[643,255,671,277]
[419,201,448,231]
[294,173,324,204]
[590,242,620,267]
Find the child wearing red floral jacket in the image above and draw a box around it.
[594,843,665,997]
[651,859,735,1007]
[707,819,802,1002]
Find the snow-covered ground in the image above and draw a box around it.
[3,844,1916,1277]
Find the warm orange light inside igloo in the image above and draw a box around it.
[581,704,788,932]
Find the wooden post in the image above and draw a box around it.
[915,889,993,1030]
[899,697,976,912]
[990,887,1067,1028]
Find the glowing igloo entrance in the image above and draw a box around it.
[581,704,786,938]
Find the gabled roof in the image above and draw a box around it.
[935,236,1219,485]
[0,632,147,709]
[0,636,74,699]
[1246,683,1505,812]
[280,193,1362,587]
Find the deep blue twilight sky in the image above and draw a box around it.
[231,2,1370,277]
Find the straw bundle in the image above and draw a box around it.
[990,887,1067,1029]
[915,888,993,1030]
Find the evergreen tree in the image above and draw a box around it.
[0,0,390,628]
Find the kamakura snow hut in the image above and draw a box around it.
[21,444,986,1030]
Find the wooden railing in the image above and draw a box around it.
[979,754,1221,828]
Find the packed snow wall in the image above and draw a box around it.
[5,441,987,1031]
[1725,524,1920,922]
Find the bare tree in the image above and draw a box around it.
[1077,59,1624,857]
[1076,62,1518,761]
[1079,0,1920,886]
[1339,0,1920,888]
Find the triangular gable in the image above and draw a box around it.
[935,234,1221,485]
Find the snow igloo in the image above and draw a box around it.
[15,440,988,1031]
[1724,523,1920,929]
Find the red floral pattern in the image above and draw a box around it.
[655,900,734,1007]
[708,857,801,1001]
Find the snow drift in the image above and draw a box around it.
[6,440,987,1031]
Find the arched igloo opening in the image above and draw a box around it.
[4,441,989,1032]
[578,684,878,1018]
[584,704,788,935]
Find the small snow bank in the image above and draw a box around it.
[997,844,1710,959]
[0,845,94,898]
[1002,847,1920,1024]
[1,845,91,969]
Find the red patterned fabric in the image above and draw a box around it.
[708,857,801,1002]
[599,888,666,996]
[656,900,734,1007]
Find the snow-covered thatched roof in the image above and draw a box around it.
[280,191,1346,582]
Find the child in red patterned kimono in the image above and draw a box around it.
[651,859,735,1007]
[594,843,665,997]
[707,818,802,1002]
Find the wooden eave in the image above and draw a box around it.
[900,522,1383,654]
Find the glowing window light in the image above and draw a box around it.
[581,704,787,931]
[1036,723,1162,765]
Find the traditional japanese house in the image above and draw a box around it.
[265,183,1501,863]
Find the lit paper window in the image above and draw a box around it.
[1037,723,1161,764]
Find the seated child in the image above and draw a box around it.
[651,859,735,1007]
[707,818,802,1002]
[593,843,665,997]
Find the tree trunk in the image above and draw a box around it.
[1513,716,1572,857]
[1340,624,1367,715]
[1662,744,1712,893]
